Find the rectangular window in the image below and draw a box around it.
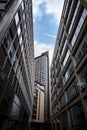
[74,33,87,65]
[21,1,24,11]
[0,2,6,10]
[4,31,12,51]
[15,12,19,26]
[68,1,80,34]
[70,103,86,129]
[9,45,15,62]
[71,9,87,47]
[63,49,70,67]
[61,40,67,56]
[78,63,87,83]
[64,62,73,83]
[17,25,21,36]
[67,80,78,102]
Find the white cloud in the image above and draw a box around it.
[45,0,64,23]
[32,0,44,22]
[34,41,54,66]
[33,0,64,23]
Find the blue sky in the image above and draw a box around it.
[33,0,64,65]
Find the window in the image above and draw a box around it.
[63,49,70,67]
[67,80,78,102]
[21,1,24,11]
[13,56,17,72]
[24,22,26,29]
[71,9,87,47]
[15,12,19,26]
[68,1,80,34]
[17,25,21,36]
[61,40,67,56]
[64,62,73,83]
[74,33,87,65]
[70,103,86,129]
[78,63,87,83]
[11,102,20,118]
[4,31,12,51]
[23,12,25,21]
[19,35,22,45]
[0,2,6,10]
[9,45,15,62]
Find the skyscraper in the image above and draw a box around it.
[0,0,34,129]
[35,52,50,126]
[51,0,87,130]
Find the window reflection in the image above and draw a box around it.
[22,1,24,11]
[63,50,70,67]
[19,35,22,45]
[17,25,21,36]
[61,40,67,56]
[68,1,80,34]
[64,62,73,83]
[74,33,87,65]
[11,95,20,119]
[15,12,19,26]
[71,9,87,47]
[23,13,25,21]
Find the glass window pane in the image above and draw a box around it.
[67,80,78,102]
[63,50,70,66]
[0,2,6,10]
[19,36,22,45]
[78,63,87,83]
[17,25,21,36]
[4,31,12,51]
[22,1,24,10]
[23,13,25,21]
[15,12,19,26]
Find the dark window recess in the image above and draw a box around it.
[4,31,12,50]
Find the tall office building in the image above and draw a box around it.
[31,82,44,130]
[0,0,34,130]
[51,0,87,130]
[35,52,50,126]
